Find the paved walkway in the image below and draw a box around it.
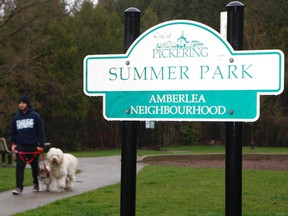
[0,156,145,216]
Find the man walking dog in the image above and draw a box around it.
[9,95,46,195]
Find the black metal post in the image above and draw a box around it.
[8,154,12,164]
[225,2,245,216]
[1,153,5,163]
[120,7,140,216]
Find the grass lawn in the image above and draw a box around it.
[1,145,288,192]
[12,166,288,216]
[72,145,288,158]
[1,146,287,215]
[0,167,33,192]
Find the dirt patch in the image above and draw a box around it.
[145,159,288,171]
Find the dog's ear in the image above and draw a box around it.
[46,147,56,159]
[59,154,64,164]
[46,148,51,158]
[46,151,53,163]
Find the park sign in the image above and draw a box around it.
[83,20,284,122]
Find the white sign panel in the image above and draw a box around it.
[83,20,284,122]
[84,20,283,94]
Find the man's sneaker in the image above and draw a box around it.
[33,184,39,192]
[12,187,22,195]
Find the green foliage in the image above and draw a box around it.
[141,6,159,32]
[180,122,200,145]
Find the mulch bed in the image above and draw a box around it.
[145,159,288,171]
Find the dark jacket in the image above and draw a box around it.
[9,107,45,147]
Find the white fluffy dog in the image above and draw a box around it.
[46,147,78,192]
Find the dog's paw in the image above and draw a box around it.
[64,186,73,191]
[50,186,58,192]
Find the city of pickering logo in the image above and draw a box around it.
[152,31,208,59]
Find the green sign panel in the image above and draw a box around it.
[105,91,257,120]
[83,20,284,122]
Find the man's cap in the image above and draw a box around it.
[18,95,31,108]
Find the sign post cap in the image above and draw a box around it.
[125,7,141,13]
[226,1,245,9]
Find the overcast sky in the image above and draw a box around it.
[0,1,99,17]
[66,0,98,7]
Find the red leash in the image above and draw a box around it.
[16,151,39,164]
[40,151,49,173]
[15,149,48,172]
